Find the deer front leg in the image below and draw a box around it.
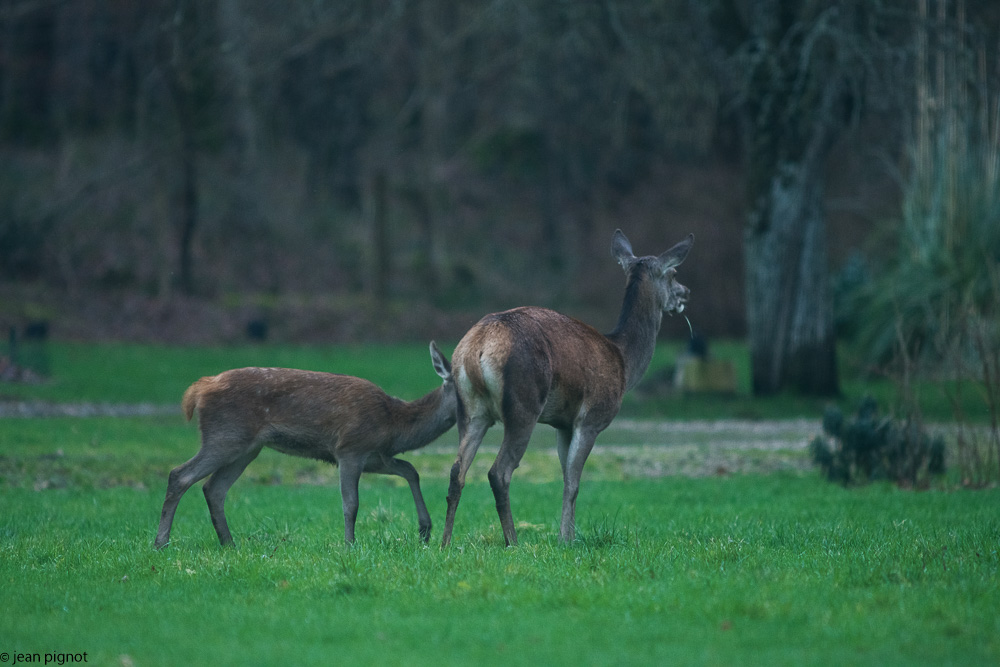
[559,427,598,543]
[365,456,432,543]
[339,458,366,544]
[442,417,489,547]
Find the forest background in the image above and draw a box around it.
[1,0,998,397]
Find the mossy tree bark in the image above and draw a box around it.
[745,158,838,396]
[693,0,861,396]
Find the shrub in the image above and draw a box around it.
[810,397,945,488]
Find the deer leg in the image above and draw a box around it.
[202,447,261,547]
[441,416,490,547]
[365,456,432,543]
[488,420,536,547]
[153,447,236,549]
[555,427,572,474]
[559,427,599,543]
[155,449,229,549]
[339,457,366,544]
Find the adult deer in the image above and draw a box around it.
[155,342,456,548]
[441,229,693,547]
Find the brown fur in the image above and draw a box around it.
[181,376,214,421]
[155,343,456,548]
[453,307,627,429]
[441,230,693,546]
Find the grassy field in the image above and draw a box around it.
[2,469,998,665]
[0,342,445,406]
[2,342,998,665]
[0,339,988,421]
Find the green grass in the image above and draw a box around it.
[1,413,998,665]
[1,478,997,666]
[1,339,988,421]
[0,342,451,405]
[2,341,997,664]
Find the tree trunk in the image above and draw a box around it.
[402,186,439,293]
[410,0,457,297]
[176,127,199,296]
[160,0,208,297]
[370,171,390,302]
[216,0,259,227]
[745,159,838,396]
[716,1,851,398]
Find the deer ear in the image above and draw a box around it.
[429,341,452,380]
[658,233,694,270]
[611,229,636,271]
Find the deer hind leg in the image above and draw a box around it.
[155,447,231,549]
[441,415,490,547]
[488,419,536,547]
[555,427,572,473]
[558,426,599,543]
[365,456,432,543]
[202,447,261,546]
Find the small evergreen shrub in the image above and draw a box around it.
[810,397,945,487]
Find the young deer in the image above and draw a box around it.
[441,230,693,547]
[154,342,456,548]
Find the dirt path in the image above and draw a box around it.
[409,417,822,478]
[0,402,822,478]
[0,401,180,418]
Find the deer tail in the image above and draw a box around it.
[181,377,212,422]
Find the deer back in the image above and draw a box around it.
[453,307,627,429]
[186,368,405,459]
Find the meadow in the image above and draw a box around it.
[1,342,998,665]
[1,339,984,420]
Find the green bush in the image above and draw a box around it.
[810,396,945,487]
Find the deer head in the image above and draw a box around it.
[612,229,693,314]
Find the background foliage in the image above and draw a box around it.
[3,0,996,348]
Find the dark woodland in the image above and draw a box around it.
[1,0,998,396]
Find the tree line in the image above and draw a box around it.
[1,0,997,396]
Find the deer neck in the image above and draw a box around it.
[392,386,456,454]
[607,274,663,391]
